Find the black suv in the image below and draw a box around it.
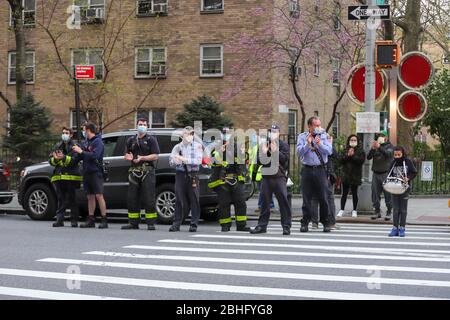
[17,129,254,223]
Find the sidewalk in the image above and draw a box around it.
[2,193,449,226]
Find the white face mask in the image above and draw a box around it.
[185,135,193,143]
[377,137,385,144]
[61,134,70,142]
[349,141,357,147]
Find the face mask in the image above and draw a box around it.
[377,137,385,144]
[137,125,147,134]
[269,132,277,140]
[61,134,70,142]
[349,141,357,147]
[82,131,86,139]
[224,134,231,142]
[185,135,193,143]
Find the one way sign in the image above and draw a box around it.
[348,5,390,20]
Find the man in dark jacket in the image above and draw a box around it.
[72,122,108,229]
[367,130,394,220]
[49,127,82,227]
[250,124,291,235]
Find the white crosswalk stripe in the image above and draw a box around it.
[0,223,449,300]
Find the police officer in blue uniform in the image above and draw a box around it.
[296,116,332,233]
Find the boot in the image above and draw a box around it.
[236,225,251,232]
[221,224,231,232]
[70,212,79,228]
[121,219,139,230]
[52,215,64,227]
[371,209,381,220]
[98,216,108,229]
[80,216,95,228]
[147,224,156,231]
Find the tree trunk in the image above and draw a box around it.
[290,65,306,133]
[397,0,421,154]
[9,0,27,105]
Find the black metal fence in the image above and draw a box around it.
[280,134,450,195]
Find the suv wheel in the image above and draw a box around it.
[156,183,176,224]
[24,183,56,220]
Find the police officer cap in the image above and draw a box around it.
[270,124,280,131]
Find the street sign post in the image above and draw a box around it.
[73,65,95,139]
[347,5,390,21]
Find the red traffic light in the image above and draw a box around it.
[397,91,428,122]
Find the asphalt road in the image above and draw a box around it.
[0,214,450,300]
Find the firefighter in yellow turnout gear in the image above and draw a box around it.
[49,127,82,227]
[208,129,250,232]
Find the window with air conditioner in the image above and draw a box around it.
[135,47,167,78]
[74,0,105,24]
[200,44,223,77]
[9,0,36,27]
[71,49,104,81]
[8,51,35,85]
[201,0,224,12]
[137,0,168,16]
[332,58,340,87]
[289,0,299,18]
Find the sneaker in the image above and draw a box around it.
[311,222,319,229]
[388,227,399,237]
[385,212,392,221]
[98,217,108,229]
[371,210,381,220]
[351,210,358,218]
[399,227,406,237]
[282,227,290,235]
[52,220,64,227]
[300,225,309,233]
[189,225,197,232]
[250,226,267,234]
[336,210,345,218]
[169,225,180,232]
[323,226,331,233]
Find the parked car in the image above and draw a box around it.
[0,162,14,204]
[17,129,255,223]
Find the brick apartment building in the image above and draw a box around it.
[0,0,355,140]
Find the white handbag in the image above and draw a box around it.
[383,161,409,195]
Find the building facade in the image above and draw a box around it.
[0,0,355,140]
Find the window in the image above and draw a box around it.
[201,0,224,12]
[289,0,299,18]
[137,0,168,16]
[136,109,166,128]
[288,110,298,141]
[74,0,105,23]
[103,136,119,157]
[200,44,223,77]
[9,0,36,27]
[135,47,167,78]
[70,109,101,130]
[72,49,104,81]
[332,112,340,138]
[314,53,320,76]
[332,58,340,87]
[8,51,35,84]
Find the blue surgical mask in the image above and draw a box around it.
[137,125,147,134]
[224,134,231,141]
[314,127,323,135]
[82,131,86,139]
[61,134,70,142]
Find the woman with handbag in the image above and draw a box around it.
[385,146,417,237]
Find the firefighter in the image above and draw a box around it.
[121,118,160,230]
[49,127,82,227]
[208,128,250,232]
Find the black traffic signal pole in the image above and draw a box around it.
[73,66,81,141]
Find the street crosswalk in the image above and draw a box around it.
[0,223,449,300]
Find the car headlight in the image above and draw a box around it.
[20,169,28,178]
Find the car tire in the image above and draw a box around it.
[24,183,56,220]
[155,183,176,224]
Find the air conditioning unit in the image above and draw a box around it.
[153,3,167,14]
[151,65,166,76]
[95,8,105,19]
[85,7,104,21]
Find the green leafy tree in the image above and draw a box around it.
[3,94,56,168]
[417,69,450,160]
[171,95,233,130]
